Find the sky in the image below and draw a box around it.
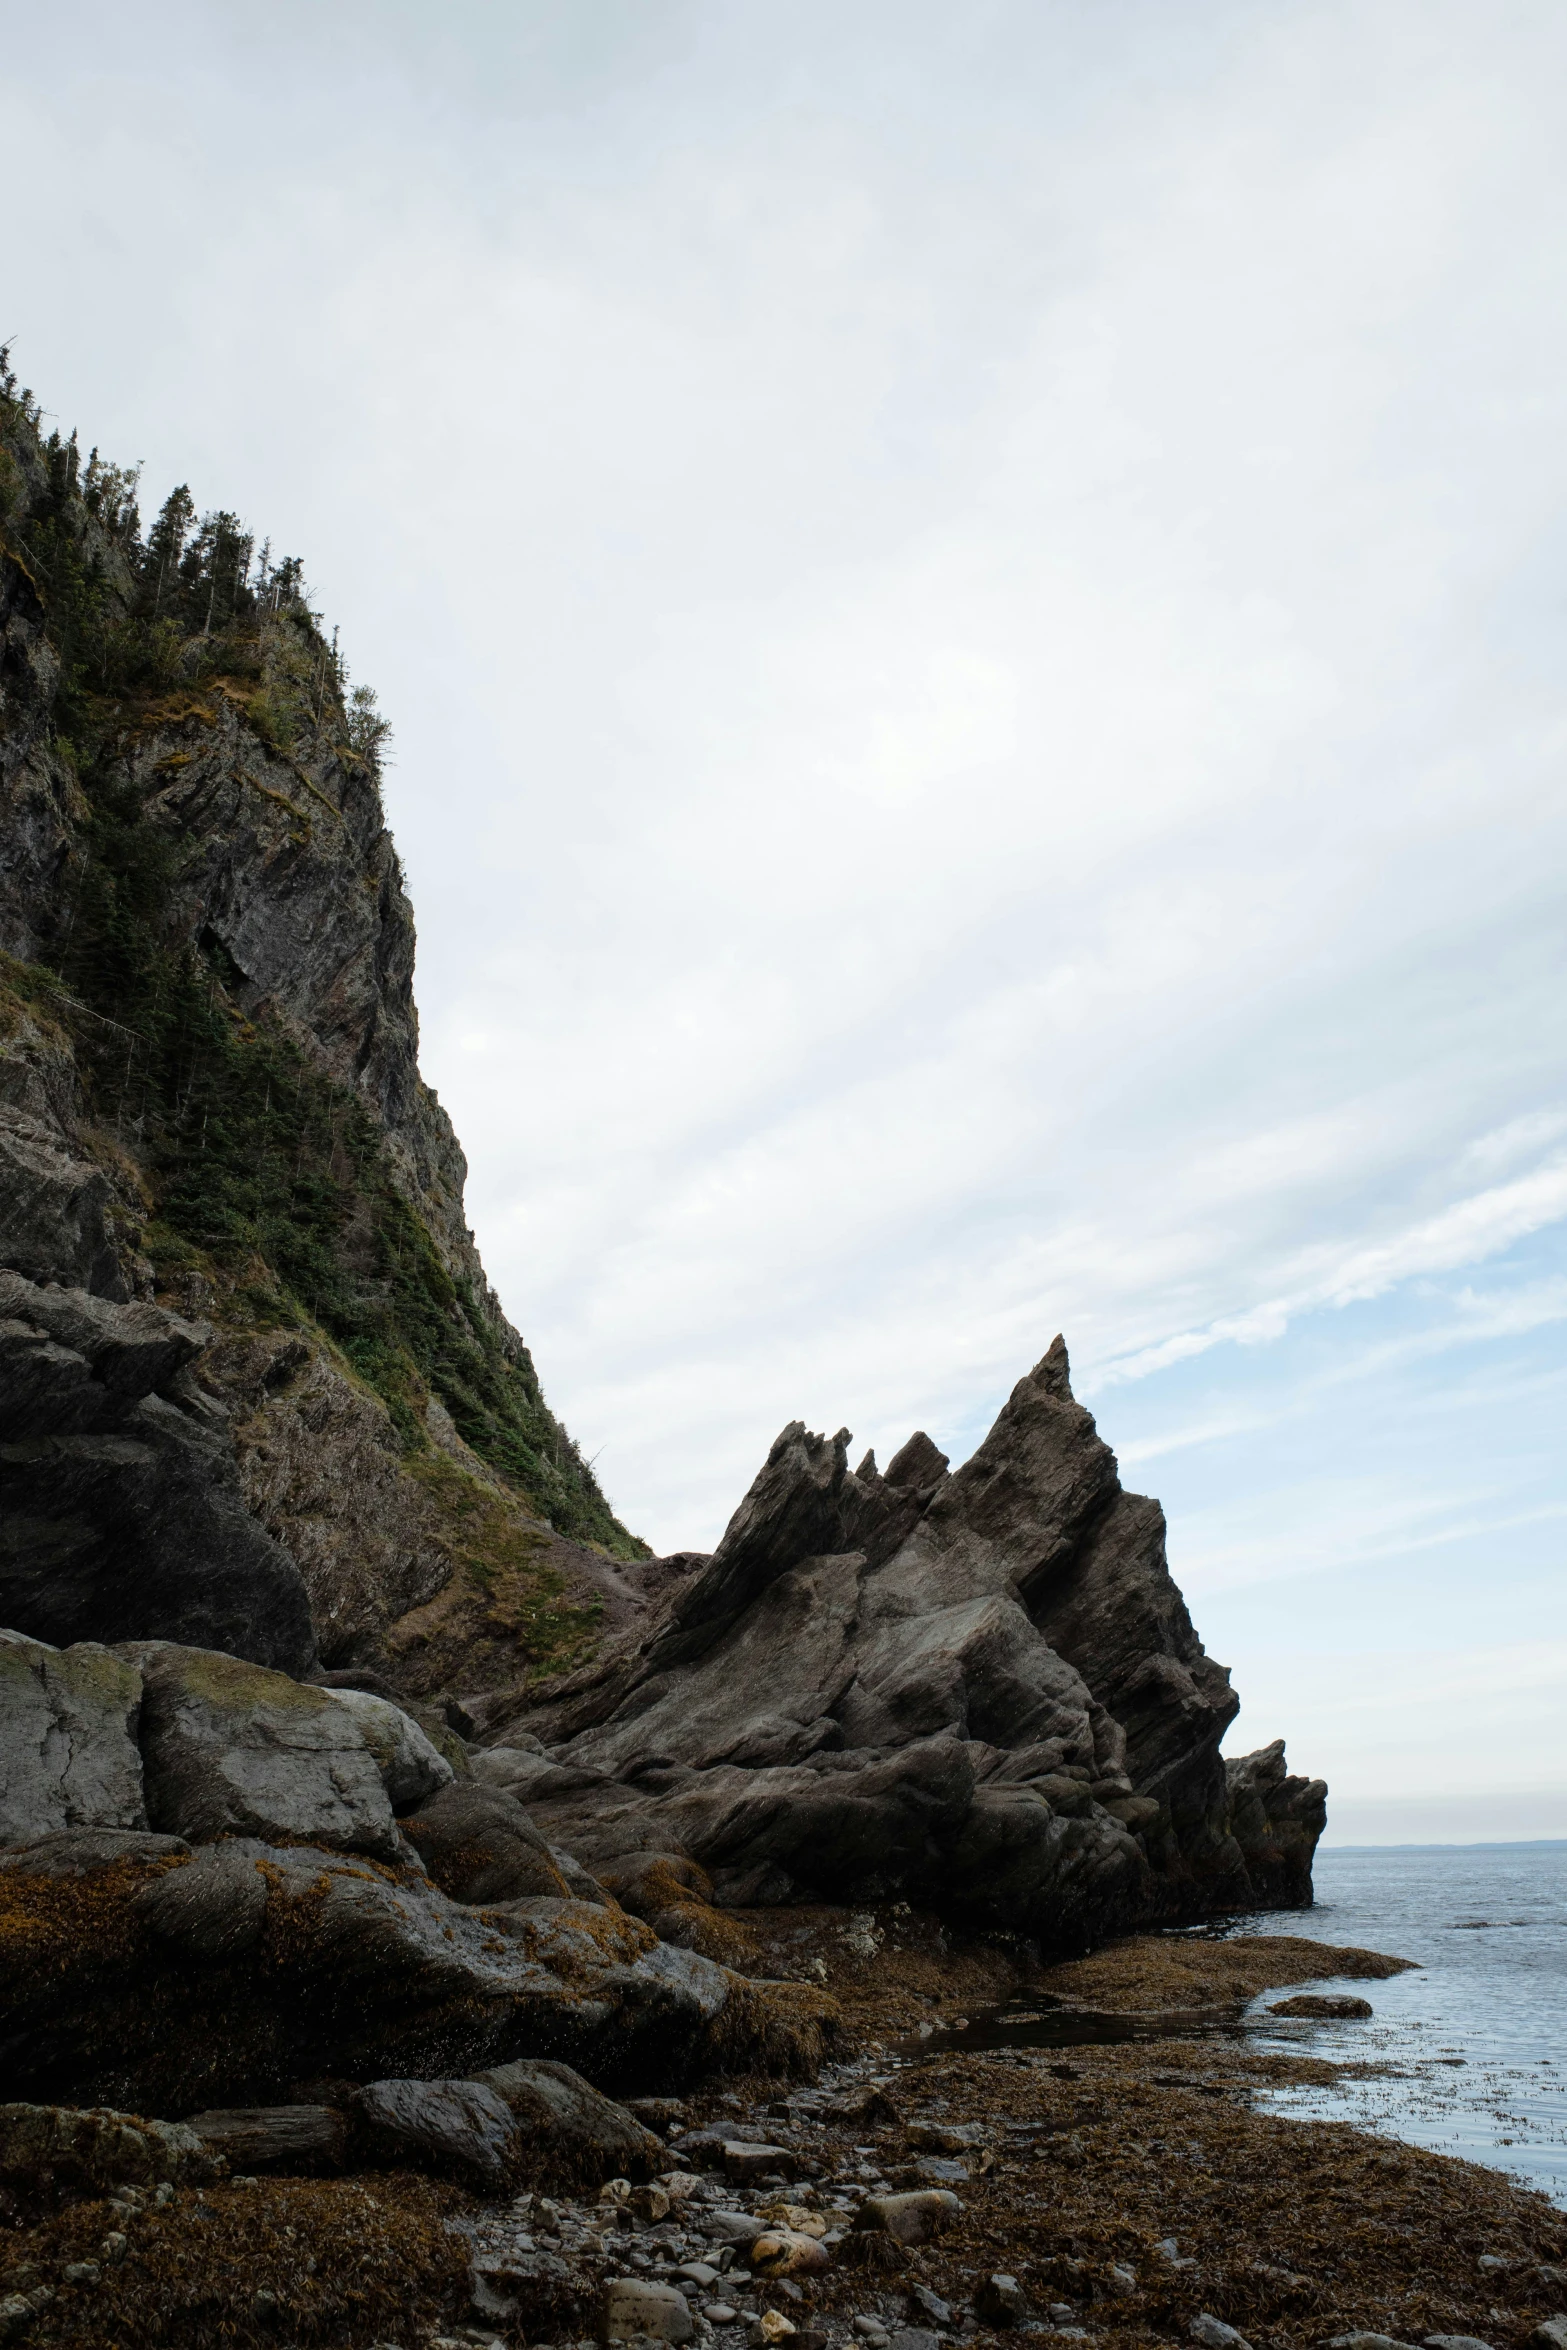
[5,0,1566,1842]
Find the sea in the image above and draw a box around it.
[1231,1841,1567,2207]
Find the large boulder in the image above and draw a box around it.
[322,1686,454,1810]
[0,1271,315,1675]
[494,1340,1326,1945]
[471,2057,665,2185]
[125,1642,399,1860]
[403,1780,571,1902]
[354,2076,519,2189]
[0,1629,144,1845]
[0,1826,840,2113]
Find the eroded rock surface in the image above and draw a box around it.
[495,1341,1325,1946]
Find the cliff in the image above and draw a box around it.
[0,354,649,1698]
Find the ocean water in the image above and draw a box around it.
[1232,1841,1567,2206]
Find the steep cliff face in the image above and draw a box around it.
[0,357,646,1691]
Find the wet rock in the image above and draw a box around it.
[697,2211,768,2249]
[975,2275,1029,2325]
[321,1688,453,1809]
[471,2058,663,2185]
[0,2102,221,2197]
[749,2229,829,2279]
[471,2245,596,2336]
[0,1630,144,1845]
[354,2077,518,2189]
[602,2275,696,2342]
[404,1780,571,1901]
[724,2141,795,2183]
[853,2190,961,2246]
[907,2285,952,2325]
[126,1641,398,1858]
[1268,1994,1373,2019]
[186,2105,348,2173]
[1189,2321,1253,2350]
[0,1829,837,2111]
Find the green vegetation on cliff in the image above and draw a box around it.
[0,351,643,1561]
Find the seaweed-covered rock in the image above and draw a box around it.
[124,1642,398,1860]
[0,1827,840,2113]
[354,2076,519,2189]
[0,1629,144,1845]
[0,2102,221,2198]
[404,1780,570,1901]
[470,2057,664,2185]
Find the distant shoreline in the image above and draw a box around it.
[1317,1836,1567,1851]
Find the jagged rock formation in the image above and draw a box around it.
[0,356,648,1699]
[484,1340,1326,1947]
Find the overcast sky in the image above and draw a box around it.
[7,0,1566,1841]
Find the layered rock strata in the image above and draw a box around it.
[485,1340,1325,1947]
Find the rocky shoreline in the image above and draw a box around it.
[4,1918,1566,2350]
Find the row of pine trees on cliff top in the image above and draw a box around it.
[0,349,641,1564]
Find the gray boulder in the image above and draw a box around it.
[0,1629,144,1845]
[186,2104,348,2173]
[126,1641,398,1860]
[321,1686,453,1809]
[354,2075,519,2188]
[403,1779,570,1901]
[470,2056,664,2184]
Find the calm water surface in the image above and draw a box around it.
[1232,1842,1567,2205]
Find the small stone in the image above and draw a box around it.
[1327,2337,1419,2350]
[0,2298,33,2346]
[634,2185,673,2223]
[1189,2320,1252,2350]
[975,2276,1029,2326]
[62,2264,101,2288]
[1106,2264,1136,2293]
[602,2279,695,2344]
[1529,2326,1567,2350]
[908,2285,952,2325]
[100,2234,127,2265]
[854,2321,889,2341]
[679,2263,722,2289]
[853,2191,961,2247]
[886,2331,940,2350]
[724,2145,794,2185]
[703,2307,740,2326]
[1426,2337,1497,2350]
[749,2232,829,2281]
[750,2315,797,2347]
